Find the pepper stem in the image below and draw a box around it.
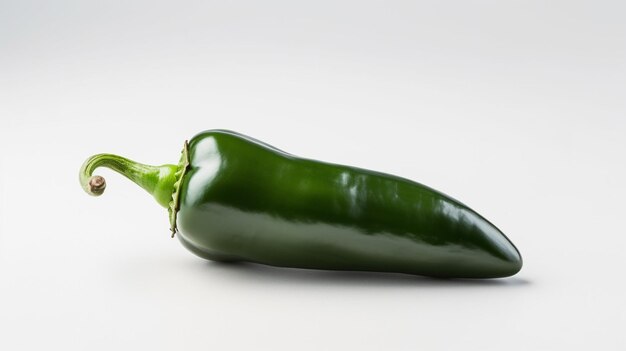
[79,153,178,208]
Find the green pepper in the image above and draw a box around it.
[79,129,522,278]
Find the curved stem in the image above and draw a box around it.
[79,153,178,208]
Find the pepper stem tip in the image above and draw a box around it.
[87,175,107,196]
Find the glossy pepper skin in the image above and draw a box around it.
[80,129,522,278]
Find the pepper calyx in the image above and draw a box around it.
[168,140,190,237]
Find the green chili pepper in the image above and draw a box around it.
[79,129,522,278]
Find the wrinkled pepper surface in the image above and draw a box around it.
[79,129,522,278]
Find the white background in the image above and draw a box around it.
[1,1,625,350]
